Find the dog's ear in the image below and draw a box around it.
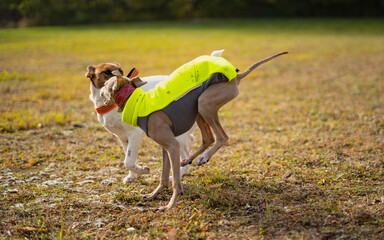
[85,65,96,78]
[130,76,147,88]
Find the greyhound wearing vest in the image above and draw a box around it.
[101,51,288,210]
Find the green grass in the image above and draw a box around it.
[1,18,383,239]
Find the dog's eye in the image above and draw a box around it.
[119,69,124,75]
[102,70,112,75]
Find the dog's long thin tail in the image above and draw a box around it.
[237,51,288,80]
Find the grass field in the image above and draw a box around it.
[0,19,383,239]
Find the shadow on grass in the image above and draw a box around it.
[180,169,381,238]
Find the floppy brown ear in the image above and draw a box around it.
[130,76,147,88]
[85,65,96,78]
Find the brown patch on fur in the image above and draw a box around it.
[85,63,123,89]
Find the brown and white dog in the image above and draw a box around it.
[100,51,287,210]
[86,63,195,183]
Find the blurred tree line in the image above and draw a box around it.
[1,0,383,27]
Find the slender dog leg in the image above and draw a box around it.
[147,111,183,211]
[195,112,228,165]
[159,140,182,211]
[195,80,240,166]
[143,147,170,200]
[181,114,214,166]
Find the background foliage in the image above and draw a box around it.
[1,0,384,27]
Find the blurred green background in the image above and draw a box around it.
[1,0,384,27]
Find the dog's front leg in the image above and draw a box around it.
[147,111,183,211]
[123,129,145,183]
[161,142,183,211]
[123,130,150,176]
[143,147,170,200]
[153,140,182,211]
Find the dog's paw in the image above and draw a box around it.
[123,172,138,184]
[155,206,169,212]
[180,159,192,167]
[143,167,150,174]
[123,176,135,184]
[195,153,210,166]
[143,193,156,201]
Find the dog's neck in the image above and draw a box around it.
[89,84,105,108]
[90,83,118,114]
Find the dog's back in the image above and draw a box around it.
[121,56,238,129]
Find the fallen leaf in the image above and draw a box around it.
[16,227,46,232]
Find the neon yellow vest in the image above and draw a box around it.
[122,55,237,126]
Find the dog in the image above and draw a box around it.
[86,64,195,183]
[100,51,288,210]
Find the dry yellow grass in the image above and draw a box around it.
[0,19,383,239]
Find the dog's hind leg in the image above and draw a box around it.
[194,80,239,166]
[181,114,214,166]
[195,112,227,166]
[191,52,288,166]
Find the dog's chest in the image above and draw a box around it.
[90,84,121,130]
[97,111,121,129]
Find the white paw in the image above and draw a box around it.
[123,172,137,184]
[195,153,210,166]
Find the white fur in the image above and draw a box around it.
[89,50,223,183]
[211,49,224,57]
[89,75,194,183]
